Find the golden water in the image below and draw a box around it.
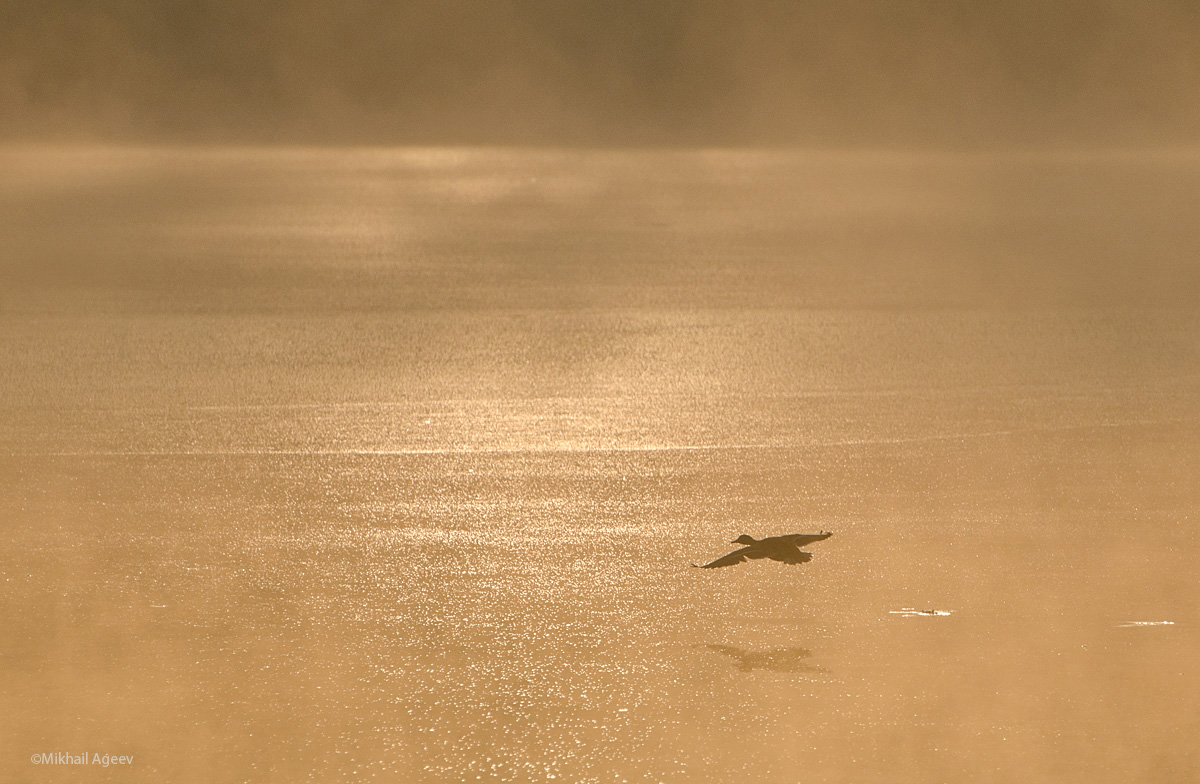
[2,147,1198,782]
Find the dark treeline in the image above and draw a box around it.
[2,0,1198,146]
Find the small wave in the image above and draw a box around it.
[889,608,953,617]
[1116,620,1175,628]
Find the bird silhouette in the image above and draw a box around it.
[694,532,832,569]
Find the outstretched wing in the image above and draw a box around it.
[694,546,762,569]
[768,546,813,565]
[779,533,831,547]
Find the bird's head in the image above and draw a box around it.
[731,534,757,545]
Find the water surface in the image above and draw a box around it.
[2,147,1198,783]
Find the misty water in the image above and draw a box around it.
[2,147,1198,783]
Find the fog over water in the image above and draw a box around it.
[3,2,1200,145]
[2,4,1200,784]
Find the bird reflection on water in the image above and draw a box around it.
[704,645,821,673]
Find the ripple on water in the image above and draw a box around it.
[1116,620,1175,628]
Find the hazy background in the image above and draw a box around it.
[3,4,1200,783]
[2,0,1199,147]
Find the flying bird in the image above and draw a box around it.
[694,532,832,569]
